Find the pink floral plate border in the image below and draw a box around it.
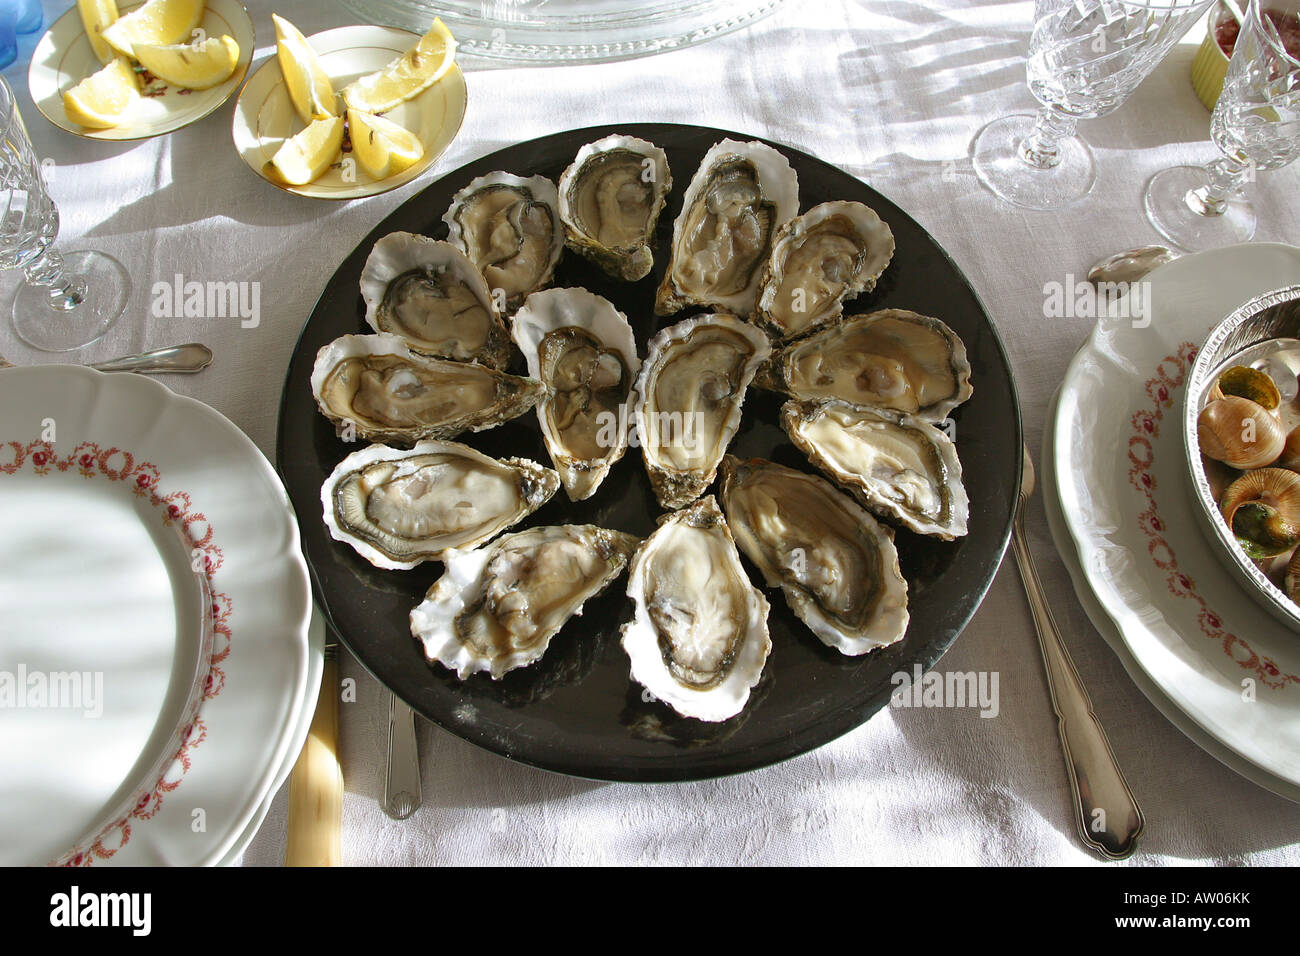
[1127,343,1299,692]
[0,438,232,866]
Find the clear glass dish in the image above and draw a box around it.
[335,0,785,64]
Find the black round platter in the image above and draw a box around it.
[276,123,1022,782]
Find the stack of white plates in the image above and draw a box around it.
[1046,243,1300,801]
[0,367,318,865]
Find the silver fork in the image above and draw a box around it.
[1013,446,1145,859]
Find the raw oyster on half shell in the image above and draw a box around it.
[511,288,640,501]
[752,201,895,341]
[757,308,972,423]
[321,440,559,570]
[311,333,543,445]
[655,139,798,317]
[621,496,772,722]
[558,134,672,281]
[410,524,640,679]
[442,172,565,313]
[781,399,969,540]
[632,313,771,510]
[359,232,511,369]
[720,455,909,655]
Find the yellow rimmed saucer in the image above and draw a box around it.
[231,24,467,201]
[29,0,255,141]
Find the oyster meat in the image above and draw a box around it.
[511,288,640,501]
[321,440,559,570]
[632,313,771,510]
[720,456,909,655]
[782,399,969,539]
[411,524,640,679]
[443,172,565,313]
[558,134,672,281]
[311,333,543,445]
[621,496,772,722]
[752,201,895,341]
[655,139,798,317]
[359,232,511,369]
[758,308,973,422]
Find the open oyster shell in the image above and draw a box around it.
[511,288,640,501]
[781,399,969,540]
[655,139,798,317]
[752,201,895,341]
[411,524,640,680]
[359,232,511,369]
[719,455,909,655]
[621,496,772,722]
[757,308,973,423]
[442,172,565,313]
[321,440,559,570]
[557,134,672,281]
[632,313,771,510]
[311,333,543,445]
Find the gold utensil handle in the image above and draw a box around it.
[285,651,342,866]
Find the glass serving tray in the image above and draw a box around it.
[334,0,785,64]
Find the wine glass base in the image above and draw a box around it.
[1143,165,1256,253]
[971,113,1097,209]
[12,250,130,352]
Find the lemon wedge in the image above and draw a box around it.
[269,115,345,186]
[132,34,239,90]
[346,108,424,180]
[340,17,456,114]
[272,13,336,123]
[101,0,204,57]
[77,0,120,65]
[63,56,139,129]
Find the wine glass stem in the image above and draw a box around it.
[23,249,88,312]
[1185,157,1252,217]
[1018,107,1079,170]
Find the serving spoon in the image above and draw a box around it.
[0,343,213,374]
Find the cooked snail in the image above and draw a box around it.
[1211,365,1281,410]
[1197,396,1285,470]
[1219,467,1300,560]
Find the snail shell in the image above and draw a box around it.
[1212,365,1282,410]
[1287,547,1300,605]
[1278,425,1300,473]
[1220,467,1300,560]
[1197,396,1285,470]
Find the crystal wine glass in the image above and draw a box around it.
[0,77,128,351]
[1144,0,1300,249]
[974,0,1217,209]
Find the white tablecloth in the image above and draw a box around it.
[11,0,1300,865]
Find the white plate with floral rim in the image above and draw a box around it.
[1043,386,1300,803]
[29,0,256,142]
[216,605,326,867]
[231,24,468,200]
[1050,242,1300,795]
[0,365,312,865]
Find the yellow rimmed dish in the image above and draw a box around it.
[230,24,467,201]
[28,0,255,141]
